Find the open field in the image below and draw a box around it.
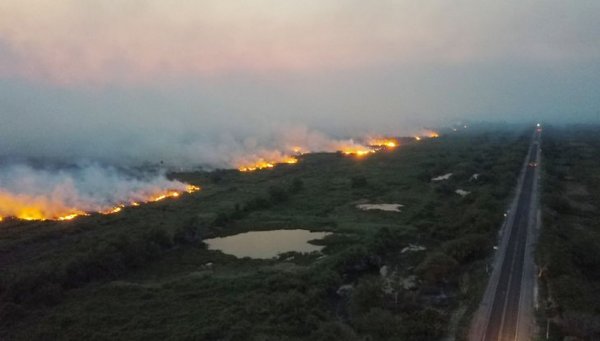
[0,125,530,340]
[536,125,600,340]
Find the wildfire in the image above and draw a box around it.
[150,191,180,202]
[415,130,439,140]
[341,147,376,157]
[186,185,201,193]
[238,156,298,172]
[0,184,201,222]
[286,157,299,164]
[239,160,274,172]
[422,130,440,138]
[58,213,86,221]
[0,200,51,221]
[101,205,123,215]
[369,138,399,148]
[235,129,441,172]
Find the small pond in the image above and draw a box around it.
[204,229,331,259]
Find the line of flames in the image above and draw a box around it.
[0,132,439,222]
[0,184,200,222]
[238,157,298,172]
[368,138,399,148]
[238,132,441,172]
[415,130,439,140]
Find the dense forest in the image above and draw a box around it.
[537,125,600,339]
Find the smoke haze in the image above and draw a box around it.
[0,162,191,220]
[0,1,599,216]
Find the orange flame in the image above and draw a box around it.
[186,185,201,193]
[369,138,399,148]
[239,160,274,172]
[292,146,304,154]
[340,146,376,157]
[415,130,439,140]
[0,184,201,222]
[238,156,298,172]
[150,191,180,202]
[58,213,87,221]
[101,205,123,215]
[342,150,374,157]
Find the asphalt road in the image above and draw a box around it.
[471,127,541,341]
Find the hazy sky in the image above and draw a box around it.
[1,0,599,166]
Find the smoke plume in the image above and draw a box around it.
[0,163,191,220]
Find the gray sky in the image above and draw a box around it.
[1,0,599,167]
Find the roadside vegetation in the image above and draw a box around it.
[0,124,529,340]
[537,125,600,340]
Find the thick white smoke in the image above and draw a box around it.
[0,163,191,220]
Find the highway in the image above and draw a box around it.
[470,126,541,341]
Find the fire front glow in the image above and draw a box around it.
[237,133,443,172]
[416,130,440,139]
[0,184,200,222]
[368,138,399,148]
[238,157,298,172]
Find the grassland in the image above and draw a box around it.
[536,125,600,340]
[0,125,530,340]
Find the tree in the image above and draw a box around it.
[350,277,383,316]
[268,185,289,203]
[442,234,490,264]
[416,252,459,284]
[311,322,359,341]
[289,178,304,193]
[351,176,368,188]
[354,308,403,339]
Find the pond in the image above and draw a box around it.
[203,229,331,259]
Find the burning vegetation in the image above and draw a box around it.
[236,143,377,170]
[368,138,399,149]
[237,133,438,172]
[340,147,376,157]
[0,130,440,222]
[0,183,200,222]
[416,130,440,139]
[238,156,298,172]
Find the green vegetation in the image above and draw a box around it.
[536,125,600,340]
[0,125,529,340]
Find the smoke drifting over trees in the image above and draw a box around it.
[0,163,190,220]
[0,1,599,217]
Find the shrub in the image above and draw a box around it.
[546,194,571,214]
[442,234,491,264]
[173,222,199,245]
[212,212,230,226]
[350,278,384,317]
[402,308,448,340]
[351,176,368,188]
[311,321,359,341]
[143,228,173,249]
[416,252,459,284]
[268,185,289,203]
[289,178,304,193]
[243,196,271,211]
[353,308,402,339]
